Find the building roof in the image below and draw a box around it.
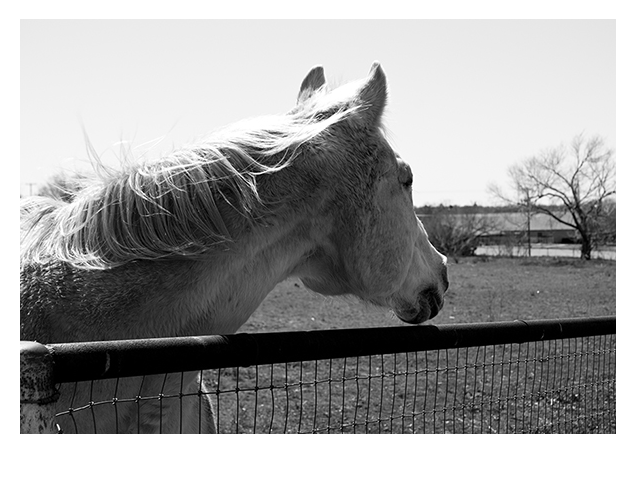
[476,212,576,233]
[417,211,577,234]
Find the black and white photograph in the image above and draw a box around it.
[15,4,627,476]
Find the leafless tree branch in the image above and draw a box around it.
[490,133,616,259]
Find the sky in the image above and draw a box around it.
[20,19,616,206]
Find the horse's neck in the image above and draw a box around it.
[147,215,317,337]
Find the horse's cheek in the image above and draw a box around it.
[374,198,415,279]
[356,225,410,294]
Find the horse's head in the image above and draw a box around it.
[292,63,449,324]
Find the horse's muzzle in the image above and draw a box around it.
[395,287,445,324]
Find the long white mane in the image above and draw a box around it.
[21,104,359,270]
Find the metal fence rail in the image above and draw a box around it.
[20,316,616,433]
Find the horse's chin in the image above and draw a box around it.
[394,289,444,325]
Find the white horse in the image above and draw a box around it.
[20,62,449,433]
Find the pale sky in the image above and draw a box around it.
[20,19,615,206]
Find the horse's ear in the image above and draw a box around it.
[356,62,387,126]
[297,65,326,105]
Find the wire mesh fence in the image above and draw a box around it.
[23,317,616,434]
[208,334,616,433]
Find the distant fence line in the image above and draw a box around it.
[20,316,616,433]
[475,244,616,260]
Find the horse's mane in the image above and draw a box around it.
[21,102,360,270]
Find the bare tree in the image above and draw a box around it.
[490,134,616,259]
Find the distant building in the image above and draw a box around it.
[417,211,579,247]
[477,212,578,245]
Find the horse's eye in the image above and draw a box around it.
[398,163,413,189]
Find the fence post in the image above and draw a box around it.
[20,341,59,434]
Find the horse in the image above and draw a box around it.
[20,62,449,433]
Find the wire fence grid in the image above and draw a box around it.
[44,318,615,434]
[209,336,615,434]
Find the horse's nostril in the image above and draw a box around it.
[431,290,443,311]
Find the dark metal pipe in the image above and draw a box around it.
[47,316,616,384]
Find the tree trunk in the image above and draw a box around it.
[580,235,593,260]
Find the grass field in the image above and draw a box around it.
[209,257,616,433]
[242,256,616,333]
